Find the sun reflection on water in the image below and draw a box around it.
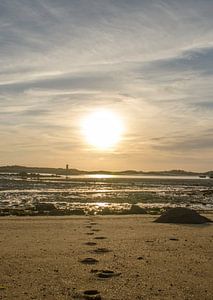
[87,174,114,179]
[95,202,108,207]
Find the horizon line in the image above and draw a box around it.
[0,164,212,174]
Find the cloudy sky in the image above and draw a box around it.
[0,0,213,171]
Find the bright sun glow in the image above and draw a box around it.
[82,110,123,150]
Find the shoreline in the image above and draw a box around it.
[1,207,213,217]
[0,212,213,220]
[1,176,213,217]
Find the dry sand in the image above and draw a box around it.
[0,215,212,300]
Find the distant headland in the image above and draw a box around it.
[0,165,212,177]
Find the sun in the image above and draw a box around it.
[82,110,123,150]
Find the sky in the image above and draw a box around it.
[0,0,213,171]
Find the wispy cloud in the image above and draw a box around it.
[0,0,213,170]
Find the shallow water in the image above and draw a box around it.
[0,174,212,214]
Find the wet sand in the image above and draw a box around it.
[0,215,212,300]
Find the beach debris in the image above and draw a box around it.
[80,258,99,265]
[169,238,179,241]
[91,248,111,254]
[154,207,212,224]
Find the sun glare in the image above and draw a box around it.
[82,110,123,150]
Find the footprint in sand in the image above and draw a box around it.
[84,242,97,246]
[86,225,92,229]
[91,269,121,279]
[74,289,101,300]
[82,289,101,299]
[94,236,106,240]
[97,270,121,279]
[80,258,99,265]
[169,238,179,241]
[90,248,111,254]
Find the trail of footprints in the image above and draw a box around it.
[75,218,121,299]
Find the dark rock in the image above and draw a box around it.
[34,204,85,216]
[67,209,85,215]
[154,207,212,224]
[121,205,147,215]
[98,207,114,215]
[35,203,56,212]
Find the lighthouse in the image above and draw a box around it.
[66,164,69,179]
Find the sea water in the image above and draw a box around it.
[0,174,212,214]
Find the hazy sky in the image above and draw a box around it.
[0,0,213,171]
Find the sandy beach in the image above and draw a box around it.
[0,215,212,300]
